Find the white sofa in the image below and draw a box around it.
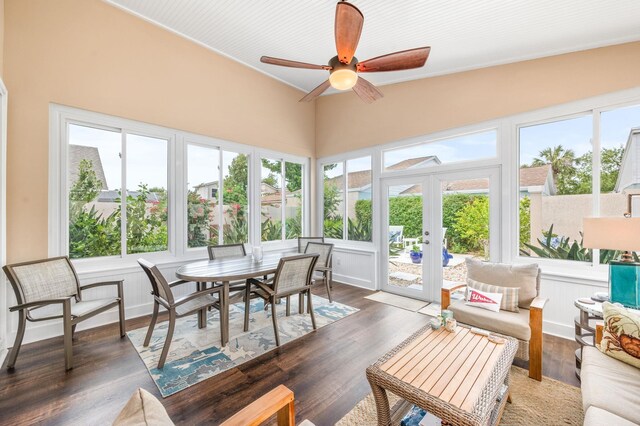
[581,346,640,425]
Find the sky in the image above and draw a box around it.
[69,104,640,192]
[383,130,497,169]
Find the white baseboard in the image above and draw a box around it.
[10,301,154,345]
[332,273,375,290]
[542,319,574,340]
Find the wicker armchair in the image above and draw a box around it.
[441,258,547,381]
[304,242,334,303]
[138,259,224,369]
[3,256,125,370]
[243,254,319,346]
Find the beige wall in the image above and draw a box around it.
[316,42,640,157]
[0,0,4,76]
[3,0,314,262]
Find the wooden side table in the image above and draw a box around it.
[574,299,603,379]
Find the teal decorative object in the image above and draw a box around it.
[609,261,640,309]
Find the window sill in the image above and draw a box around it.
[513,256,608,287]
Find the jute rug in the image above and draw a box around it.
[337,366,583,425]
[127,294,358,397]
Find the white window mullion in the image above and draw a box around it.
[218,149,224,246]
[592,109,602,265]
[281,159,286,241]
[120,132,127,257]
[343,160,348,241]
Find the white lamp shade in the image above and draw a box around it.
[583,217,640,251]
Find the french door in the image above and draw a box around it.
[381,167,500,302]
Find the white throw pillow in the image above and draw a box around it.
[466,288,503,313]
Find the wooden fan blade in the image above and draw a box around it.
[352,77,383,103]
[357,47,431,72]
[335,1,364,64]
[299,80,332,102]
[261,56,331,70]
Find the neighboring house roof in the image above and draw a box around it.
[69,145,108,189]
[385,156,441,171]
[193,180,219,189]
[520,164,553,187]
[399,165,555,196]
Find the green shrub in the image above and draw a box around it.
[388,196,423,238]
[452,196,489,258]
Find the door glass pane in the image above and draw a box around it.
[323,163,344,239]
[285,161,303,239]
[519,115,593,262]
[68,124,122,258]
[441,178,490,289]
[347,156,372,241]
[222,152,248,244]
[125,133,168,254]
[599,105,640,262]
[387,184,423,291]
[187,144,219,248]
[261,158,283,241]
[383,130,496,171]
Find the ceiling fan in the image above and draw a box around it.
[260,1,430,103]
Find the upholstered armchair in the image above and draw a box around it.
[441,258,548,381]
[3,256,125,370]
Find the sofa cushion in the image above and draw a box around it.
[599,302,640,369]
[581,346,640,425]
[448,300,531,341]
[466,258,539,309]
[113,388,174,426]
[584,407,637,426]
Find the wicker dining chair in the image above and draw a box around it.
[304,242,334,303]
[138,259,224,369]
[297,237,324,253]
[2,256,125,370]
[207,243,250,298]
[243,254,319,346]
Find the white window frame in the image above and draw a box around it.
[318,150,377,248]
[49,104,310,272]
[257,149,310,248]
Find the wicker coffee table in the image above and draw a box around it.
[366,324,518,426]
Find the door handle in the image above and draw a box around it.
[424,240,430,245]
[424,231,430,236]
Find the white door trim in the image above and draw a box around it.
[0,78,9,365]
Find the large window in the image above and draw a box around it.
[519,104,640,264]
[261,157,304,242]
[322,156,372,242]
[55,106,309,264]
[186,145,249,248]
[68,124,168,259]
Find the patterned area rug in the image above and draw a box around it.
[127,294,358,397]
[337,366,583,425]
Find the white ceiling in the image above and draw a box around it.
[106,0,640,94]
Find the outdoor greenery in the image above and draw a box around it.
[69,159,167,258]
[526,144,624,194]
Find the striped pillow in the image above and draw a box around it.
[467,278,520,312]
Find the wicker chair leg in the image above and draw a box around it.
[298,293,304,314]
[144,302,159,347]
[243,284,251,332]
[71,324,77,340]
[329,270,333,289]
[271,300,280,346]
[158,310,176,369]
[307,290,317,330]
[63,300,73,370]
[6,310,27,369]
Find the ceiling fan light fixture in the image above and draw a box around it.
[329,68,358,90]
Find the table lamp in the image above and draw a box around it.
[583,195,640,308]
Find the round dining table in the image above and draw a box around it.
[175,251,292,346]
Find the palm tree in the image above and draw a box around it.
[531,145,575,182]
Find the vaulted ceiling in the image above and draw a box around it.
[106,0,640,93]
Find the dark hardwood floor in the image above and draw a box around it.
[0,283,579,425]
